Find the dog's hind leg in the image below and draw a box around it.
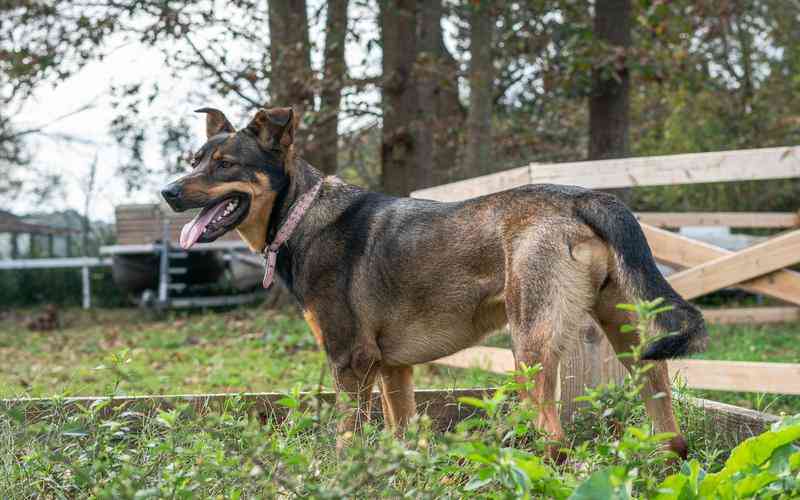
[594,287,688,459]
[379,365,416,432]
[505,235,602,462]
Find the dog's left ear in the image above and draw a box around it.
[247,107,296,151]
[195,108,235,138]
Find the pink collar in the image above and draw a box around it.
[262,180,323,288]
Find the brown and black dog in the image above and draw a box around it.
[161,106,707,459]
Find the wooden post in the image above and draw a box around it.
[157,220,170,307]
[81,266,91,309]
[558,319,627,425]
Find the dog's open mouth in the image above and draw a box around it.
[179,194,250,249]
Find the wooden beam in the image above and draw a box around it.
[667,229,800,300]
[0,387,777,445]
[642,223,800,306]
[669,360,800,395]
[412,146,800,201]
[702,307,800,325]
[690,397,779,446]
[1,389,492,432]
[433,346,800,395]
[434,346,513,374]
[636,212,800,228]
[0,257,111,270]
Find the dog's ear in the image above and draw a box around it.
[195,108,235,138]
[247,107,296,151]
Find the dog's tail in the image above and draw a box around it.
[576,193,707,360]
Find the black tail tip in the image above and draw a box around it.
[641,324,709,361]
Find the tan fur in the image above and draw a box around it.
[227,173,277,252]
[303,309,325,347]
[379,365,416,431]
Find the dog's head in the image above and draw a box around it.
[161,106,297,251]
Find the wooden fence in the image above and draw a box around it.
[412,145,800,409]
[0,388,778,446]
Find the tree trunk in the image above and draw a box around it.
[418,0,464,186]
[317,0,349,175]
[379,0,418,196]
[589,0,631,162]
[268,0,319,165]
[465,1,493,178]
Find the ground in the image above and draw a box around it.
[0,305,797,414]
[1,305,799,497]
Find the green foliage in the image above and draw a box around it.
[1,302,799,497]
[654,416,800,499]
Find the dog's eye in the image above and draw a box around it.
[220,161,234,168]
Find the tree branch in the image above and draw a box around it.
[183,34,263,108]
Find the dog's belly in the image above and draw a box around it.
[378,293,507,366]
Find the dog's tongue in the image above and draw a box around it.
[179,201,228,249]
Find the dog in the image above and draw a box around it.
[161,106,707,459]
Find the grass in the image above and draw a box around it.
[0,307,503,398]
[0,306,798,414]
[1,305,798,498]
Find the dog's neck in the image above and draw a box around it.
[266,157,325,242]
[263,157,363,297]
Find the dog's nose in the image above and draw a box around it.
[161,183,182,203]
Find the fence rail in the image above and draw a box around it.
[0,388,779,445]
[413,145,800,201]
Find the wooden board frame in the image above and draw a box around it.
[412,145,800,201]
[636,212,800,228]
[433,346,800,395]
[0,388,778,446]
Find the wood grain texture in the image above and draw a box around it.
[636,212,800,228]
[666,229,800,300]
[2,388,777,446]
[669,360,800,395]
[1,388,492,432]
[702,307,800,325]
[433,346,800,395]
[412,145,800,201]
[643,223,800,306]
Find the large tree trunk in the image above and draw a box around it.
[317,0,349,175]
[589,0,631,161]
[465,1,493,178]
[268,0,319,165]
[379,0,418,196]
[418,0,464,186]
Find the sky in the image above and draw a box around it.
[9,1,459,223]
[12,39,207,223]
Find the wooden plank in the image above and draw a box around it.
[412,146,800,201]
[690,397,780,446]
[0,388,776,446]
[433,346,800,395]
[0,257,111,270]
[412,166,530,202]
[643,223,800,306]
[434,346,514,374]
[669,360,800,395]
[667,229,800,299]
[636,212,800,228]
[702,307,800,325]
[1,389,492,432]
[559,321,627,423]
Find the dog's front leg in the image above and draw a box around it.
[379,365,416,432]
[331,343,381,452]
